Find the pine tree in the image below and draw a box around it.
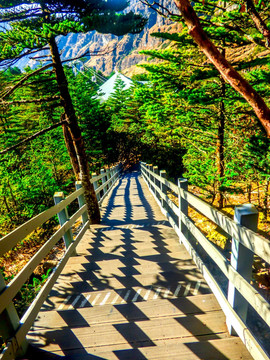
[0,1,147,223]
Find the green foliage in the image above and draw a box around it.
[0,67,73,233]
[65,66,118,170]
[106,3,270,209]
[0,266,52,318]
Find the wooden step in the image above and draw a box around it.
[50,337,252,360]
[28,309,229,351]
[43,281,210,314]
[52,270,209,295]
[36,294,221,328]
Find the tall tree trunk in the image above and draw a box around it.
[62,119,80,179]
[245,0,270,47]
[263,179,269,220]
[174,0,270,137]
[48,36,100,224]
[216,52,226,209]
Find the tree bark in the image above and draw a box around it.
[216,75,225,209]
[263,179,269,219]
[48,36,100,224]
[174,0,270,137]
[62,120,80,179]
[245,0,270,48]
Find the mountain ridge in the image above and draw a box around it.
[16,1,179,76]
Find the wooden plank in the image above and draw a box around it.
[41,336,250,360]
[27,310,228,352]
[96,172,118,195]
[33,294,221,329]
[0,188,84,257]
[53,269,208,294]
[46,337,252,360]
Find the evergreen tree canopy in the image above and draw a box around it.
[0,0,147,224]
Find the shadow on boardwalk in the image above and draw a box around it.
[23,171,252,360]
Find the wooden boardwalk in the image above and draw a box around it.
[26,171,253,360]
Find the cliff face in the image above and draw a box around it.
[58,0,179,76]
[17,1,179,75]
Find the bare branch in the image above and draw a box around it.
[140,0,178,18]
[0,120,67,155]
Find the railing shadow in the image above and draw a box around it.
[26,170,246,360]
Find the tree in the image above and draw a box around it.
[143,0,270,136]
[0,67,72,232]
[127,22,270,209]
[0,1,147,223]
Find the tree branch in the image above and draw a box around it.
[0,63,53,100]
[0,120,67,155]
[1,96,60,106]
[173,0,270,136]
[245,0,270,48]
[1,41,120,104]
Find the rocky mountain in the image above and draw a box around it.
[16,1,179,76]
[62,0,179,76]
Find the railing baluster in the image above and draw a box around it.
[227,204,258,335]
[75,181,88,224]
[153,165,159,200]
[100,169,106,197]
[107,168,111,189]
[54,192,74,252]
[92,172,100,201]
[149,164,153,192]
[160,170,167,211]
[178,178,188,244]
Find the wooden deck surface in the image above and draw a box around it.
[25,171,253,360]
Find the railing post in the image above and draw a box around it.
[160,170,167,211]
[54,192,74,253]
[0,274,28,358]
[178,178,188,244]
[92,173,100,201]
[227,204,258,335]
[75,181,88,224]
[153,166,159,199]
[101,169,106,197]
[107,168,112,189]
[112,166,116,185]
[146,164,150,186]
[149,164,153,192]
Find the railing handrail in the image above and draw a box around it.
[142,163,270,263]
[0,163,122,360]
[140,162,270,360]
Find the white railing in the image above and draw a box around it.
[0,163,122,360]
[141,162,270,360]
